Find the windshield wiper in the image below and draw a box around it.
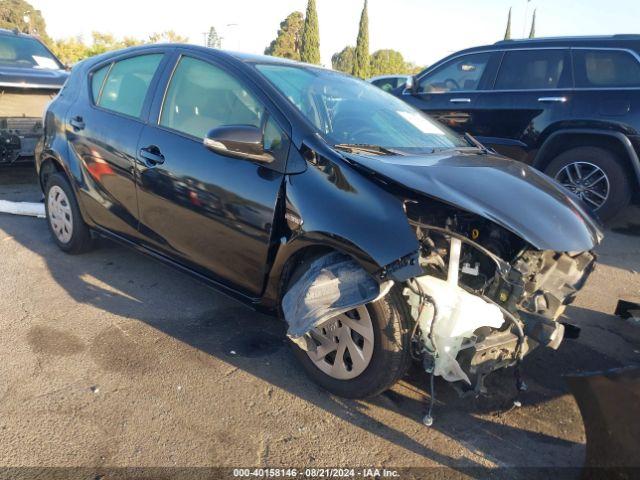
[333,143,405,156]
[463,133,493,154]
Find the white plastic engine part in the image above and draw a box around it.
[405,237,505,384]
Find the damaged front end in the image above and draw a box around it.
[403,203,597,396]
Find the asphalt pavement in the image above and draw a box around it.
[1,164,639,477]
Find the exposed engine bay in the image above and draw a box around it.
[0,89,57,163]
[403,201,596,396]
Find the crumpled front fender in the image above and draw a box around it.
[260,148,421,308]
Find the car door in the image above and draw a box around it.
[66,50,168,240]
[402,51,499,135]
[135,52,290,297]
[476,48,573,164]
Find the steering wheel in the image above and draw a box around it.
[333,115,379,143]
[444,78,461,91]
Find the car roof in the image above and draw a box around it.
[453,35,640,55]
[0,28,44,40]
[83,43,331,72]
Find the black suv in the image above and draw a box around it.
[397,35,640,220]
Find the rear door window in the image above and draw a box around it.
[573,49,640,88]
[495,49,570,90]
[94,54,163,118]
[418,52,492,93]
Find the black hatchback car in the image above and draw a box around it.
[36,44,600,400]
[397,35,640,220]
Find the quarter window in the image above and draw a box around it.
[160,56,265,139]
[495,49,569,90]
[91,64,109,103]
[573,49,640,88]
[95,54,163,117]
[418,53,491,93]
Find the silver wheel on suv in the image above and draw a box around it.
[555,161,610,210]
[305,305,374,380]
[47,185,74,244]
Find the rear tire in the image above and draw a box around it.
[45,173,93,254]
[545,146,631,222]
[290,285,413,399]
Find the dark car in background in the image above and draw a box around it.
[0,28,67,164]
[36,44,600,400]
[397,35,640,220]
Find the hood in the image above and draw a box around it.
[0,66,68,90]
[343,150,603,252]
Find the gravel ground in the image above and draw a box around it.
[1,164,639,477]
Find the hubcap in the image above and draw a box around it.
[555,161,610,210]
[305,305,374,380]
[47,186,73,244]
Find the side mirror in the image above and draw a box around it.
[204,125,274,163]
[405,75,414,92]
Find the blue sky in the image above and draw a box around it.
[32,0,640,68]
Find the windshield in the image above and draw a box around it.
[255,63,467,153]
[0,35,61,69]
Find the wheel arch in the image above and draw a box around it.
[260,228,418,313]
[534,129,640,189]
[38,155,68,191]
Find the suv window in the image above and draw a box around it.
[495,49,569,90]
[160,56,264,139]
[95,54,163,118]
[418,52,491,93]
[573,49,640,88]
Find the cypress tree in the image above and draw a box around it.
[504,7,512,40]
[353,0,370,78]
[529,9,536,39]
[300,0,321,64]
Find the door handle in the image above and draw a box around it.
[139,146,165,166]
[70,116,85,130]
[450,98,471,103]
[538,97,567,103]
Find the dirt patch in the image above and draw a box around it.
[27,325,86,356]
[90,325,153,374]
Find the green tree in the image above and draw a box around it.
[504,7,512,40]
[50,36,89,65]
[148,30,189,44]
[264,11,304,60]
[369,49,407,76]
[529,9,536,39]
[86,32,121,56]
[331,46,355,73]
[300,0,320,64]
[0,0,50,43]
[353,0,370,78]
[207,26,221,49]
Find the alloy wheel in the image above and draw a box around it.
[48,185,74,244]
[305,305,374,380]
[554,161,610,210]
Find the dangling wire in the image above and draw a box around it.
[423,359,436,427]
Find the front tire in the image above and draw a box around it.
[45,173,93,254]
[545,146,631,222]
[290,286,413,399]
